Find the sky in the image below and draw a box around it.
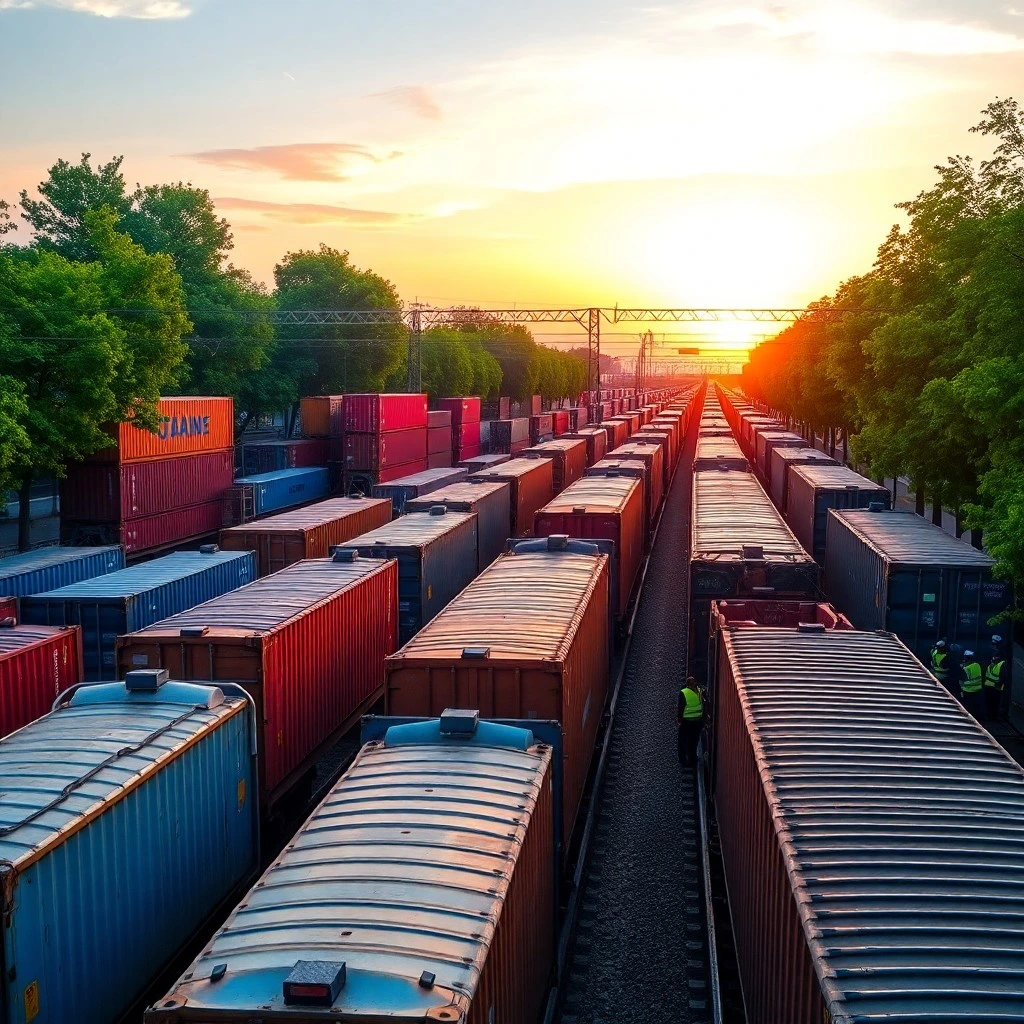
[2,0,1023,362]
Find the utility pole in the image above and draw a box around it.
[407,305,423,393]
[587,307,600,421]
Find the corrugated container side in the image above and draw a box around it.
[240,438,329,475]
[529,413,554,443]
[552,409,569,435]
[453,420,480,449]
[755,431,805,482]
[299,395,344,437]
[769,448,837,511]
[235,467,331,517]
[370,467,469,515]
[634,429,674,483]
[0,624,83,736]
[564,429,608,466]
[609,442,664,519]
[426,449,453,469]
[63,501,226,555]
[489,417,531,452]
[343,393,428,433]
[427,409,452,429]
[343,427,428,471]
[468,458,555,536]
[406,480,512,570]
[601,420,629,450]
[437,396,481,423]
[427,425,451,454]
[91,397,234,463]
[0,547,124,597]
[586,459,650,526]
[0,597,15,620]
[524,439,587,492]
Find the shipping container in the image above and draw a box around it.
[568,406,589,430]
[824,508,1014,693]
[62,449,234,522]
[0,674,258,1024]
[529,412,554,444]
[219,496,392,576]
[147,715,555,1024]
[483,396,512,420]
[459,452,510,472]
[689,469,819,682]
[769,446,837,512]
[634,427,675,481]
[535,475,644,623]
[386,541,610,845]
[586,458,651,528]
[524,437,588,492]
[22,548,256,680]
[468,457,555,536]
[601,418,629,451]
[233,466,331,518]
[371,466,469,515]
[343,426,428,472]
[694,434,749,473]
[607,440,664,519]
[563,426,608,466]
[299,395,343,437]
[0,597,14,621]
[453,419,480,449]
[427,424,451,454]
[427,408,452,429]
[63,498,226,555]
[753,429,805,482]
[786,463,891,563]
[407,479,512,571]
[456,442,483,462]
[437,395,481,423]
[116,556,398,807]
[714,627,1024,1024]
[426,448,452,469]
[0,621,83,737]
[240,438,329,476]
[336,510,479,644]
[490,417,531,453]
[343,392,428,433]
[530,394,542,416]
[90,396,234,463]
[736,414,782,456]
[0,545,124,598]
[552,408,569,435]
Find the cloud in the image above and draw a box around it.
[188,143,400,182]
[214,196,416,227]
[1,0,189,16]
[370,85,443,121]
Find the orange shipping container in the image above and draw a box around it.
[91,397,234,463]
[299,395,344,438]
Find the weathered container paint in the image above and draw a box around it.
[90,396,234,463]
[240,438,329,475]
[0,622,83,737]
[63,499,226,555]
[0,597,15,621]
[116,556,398,808]
[343,393,428,433]
[21,548,256,680]
[371,466,469,516]
[233,466,331,517]
[714,627,1024,1024]
[468,457,555,536]
[406,479,512,570]
[336,510,479,644]
[564,427,609,466]
[568,406,589,430]
[299,395,343,437]
[489,417,531,453]
[529,413,554,444]
[437,396,481,423]
[146,717,555,1024]
[607,440,665,519]
[0,546,124,598]
[769,446,837,512]
[694,434,749,473]
[343,427,428,472]
[753,429,805,482]
[219,497,392,576]
[386,543,610,846]
[524,437,588,492]
[535,475,644,623]
[62,449,234,522]
[552,408,570,435]
[0,677,258,1024]
[601,418,629,451]
[785,463,891,563]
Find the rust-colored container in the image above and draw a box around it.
[386,545,611,845]
[552,409,569,435]
[219,497,392,576]
[299,395,343,437]
[601,419,629,451]
[427,409,452,429]
[116,556,399,810]
[634,427,675,482]
[586,458,650,528]
[535,475,644,622]
[694,435,749,473]
[344,427,428,471]
[564,427,608,466]
[61,499,224,556]
[651,414,682,449]
[523,437,588,492]
[529,413,554,444]
[343,393,428,433]
[608,440,664,519]
[0,622,83,737]
[468,457,555,536]
[452,420,480,450]
[91,397,234,463]
[61,449,234,522]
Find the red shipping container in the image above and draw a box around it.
[601,420,629,450]
[609,440,665,520]
[427,426,451,455]
[564,428,608,467]
[91,397,234,463]
[524,438,588,492]
[343,393,427,433]
[62,499,224,555]
[437,396,481,424]
[530,395,542,415]
[117,556,398,810]
[467,457,555,536]
[452,420,480,449]
[510,439,530,455]
[300,396,344,438]
[426,449,452,469]
[376,458,429,484]
[529,414,554,444]
[0,598,16,622]
[426,409,452,429]
[344,428,428,471]
[457,443,482,462]
[62,450,234,522]
[0,622,83,737]
[552,409,569,435]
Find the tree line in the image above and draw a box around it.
[742,97,1024,590]
[0,154,588,525]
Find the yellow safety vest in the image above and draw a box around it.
[961,662,983,694]
[930,649,948,680]
[985,661,1005,689]
[681,686,703,720]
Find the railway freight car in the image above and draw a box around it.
[231,466,331,520]
[693,435,748,473]
[769,446,837,513]
[586,459,651,530]
[370,465,468,516]
[714,626,1024,1024]
[562,425,609,466]
[752,429,805,484]
[0,545,123,598]
[116,556,398,812]
[146,713,555,1024]
[689,469,819,683]
[607,440,665,517]
[468,457,555,536]
[523,437,588,491]
[406,479,511,571]
[1,671,258,1024]
[385,538,610,848]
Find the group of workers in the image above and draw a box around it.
[930,635,1009,720]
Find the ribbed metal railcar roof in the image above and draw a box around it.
[695,436,745,459]
[773,447,835,464]
[221,497,389,532]
[406,480,509,508]
[392,550,606,663]
[234,466,328,485]
[789,462,888,490]
[373,467,468,489]
[540,475,639,514]
[127,557,393,635]
[0,689,241,869]
[154,736,551,1019]
[0,546,120,573]
[337,510,476,548]
[0,623,73,655]
[527,437,588,452]
[723,628,1024,1022]
[692,471,807,557]
[831,509,997,568]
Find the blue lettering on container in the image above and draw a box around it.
[154,411,211,442]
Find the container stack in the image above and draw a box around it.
[239,437,329,476]
[299,395,345,490]
[426,409,453,468]
[437,397,482,463]
[342,393,429,495]
[61,397,235,557]
[491,417,531,455]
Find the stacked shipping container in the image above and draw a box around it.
[438,396,483,462]
[342,393,429,493]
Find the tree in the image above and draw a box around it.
[0,209,189,549]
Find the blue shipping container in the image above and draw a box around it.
[20,549,256,680]
[235,467,331,517]
[371,466,469,516]
[0,674,258,1024]
[336,508,479,644]
[0,546,123,597]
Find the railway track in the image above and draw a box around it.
[557,393,716,1024]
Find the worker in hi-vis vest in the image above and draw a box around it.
[677,677,704,768]
[984,634,1008,721]
[959,650,984,718]
[930,639,950,686]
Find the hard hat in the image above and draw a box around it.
[992,635,1003,644]
[964,649,975,659]
[935,639,946,649]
